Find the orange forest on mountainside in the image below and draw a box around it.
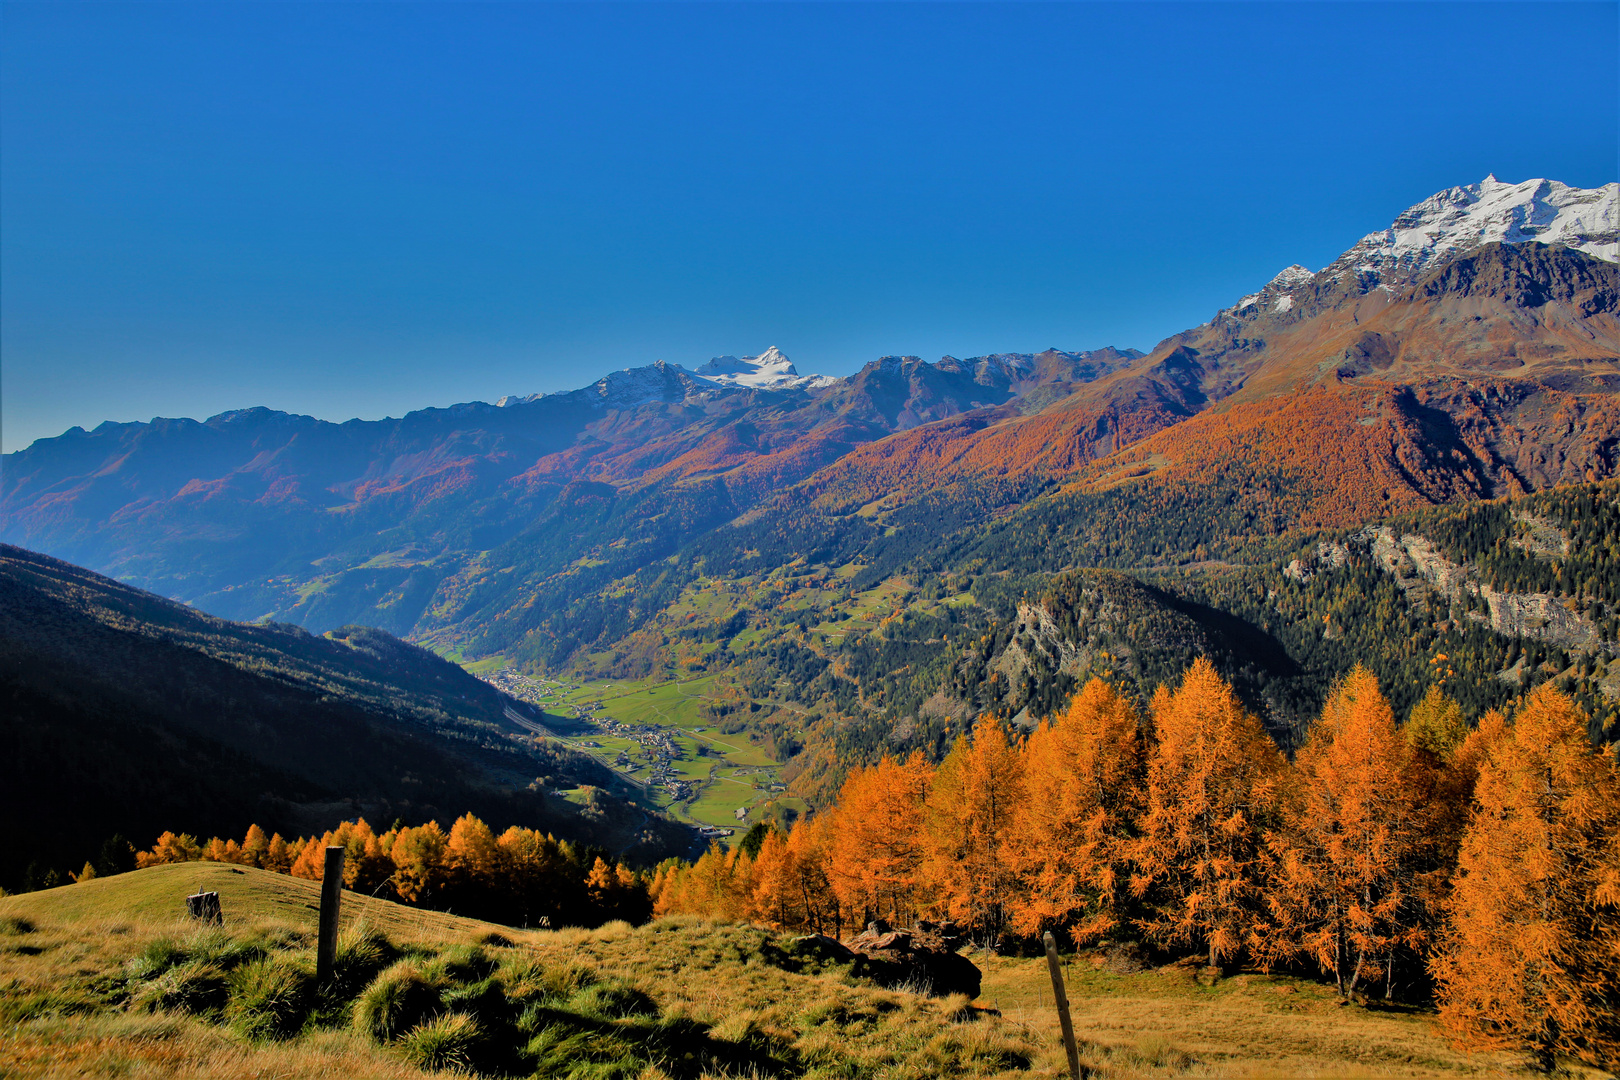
[134,660,1619,1068]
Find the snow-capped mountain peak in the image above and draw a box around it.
[1225,176,1616,320]
[692,347,837,390]
[495,348,838,409]
[1333,175,1618,282]
[1236,264,1314,311]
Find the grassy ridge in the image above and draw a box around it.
[0,864,1571,1079]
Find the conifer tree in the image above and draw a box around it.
[1432,685,1620,1069]
[1260,666,1427,998]
[1005,679,1144,942]
[1129,657,1282,968]
[390,822,449,904]
[1405,685,1467,760]
[241,824,270,869]
[264,833,293,874]
[336,819,395,894]
[748,827,796,928]
[136,831,202,867]
[827,752,935,927]
[785,815,840,935]
[923,716,1026,943]
[446,814,502,911]
[498,826,576,928]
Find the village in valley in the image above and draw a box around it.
[477,666,794,839]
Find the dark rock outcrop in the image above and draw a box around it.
[844,920,982,998]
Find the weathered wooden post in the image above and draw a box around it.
[315,846,345,985]
[1043,931,1081,1080]
[186,890,222,924]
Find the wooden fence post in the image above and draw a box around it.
[316,846,345,984]
[185,890,222,925]
[1043,931,1081,1080]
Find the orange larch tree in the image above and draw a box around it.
[241,824,270,869]
[1431,684,1620,1070]
[923,716,1026,944]
[1259,666,1429,999]
[1004,678,1144,943]
[826,751,935,927]
[497,826,571,927]
[785,814,841,936]
[389,821,449,904]
[1129,657,1283,969]
[747,826,798,928]
[263,832,295,874]
[136,831,202,867]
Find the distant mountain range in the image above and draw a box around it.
[4,175,1617,811]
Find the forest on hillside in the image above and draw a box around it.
[482,477,1620,810]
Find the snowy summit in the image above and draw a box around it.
[692,347,837,391]
[1333,175,1619,282]
[1226,175,1618,319]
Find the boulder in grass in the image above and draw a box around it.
[844,922,981,999]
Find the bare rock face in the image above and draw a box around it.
[1362,526,1603,651]
[844,920,982,998]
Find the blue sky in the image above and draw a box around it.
[3,2,1616,452]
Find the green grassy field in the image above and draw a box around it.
[545,673,784,830]
[686,773,763,828]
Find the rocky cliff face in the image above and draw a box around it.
[1287,524,1607,654]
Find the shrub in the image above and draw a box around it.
[444,976,512,1025]
[505,957,600,1012]
[127,938,188,980]
[225,957,313,1041]
[566,982,658,1020]
[399,1012,484,1071]
[524,1025,642,1079]
[181,927,264,972]
[329,925,396,997]
[131,960,229,1017]
[354,960,445,1042]
[424,943,495,985]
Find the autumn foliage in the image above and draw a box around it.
[650,661,1618,1069]
[136,812,649,929]
[125,658,1620,1068]
[1430,683,1620,1067]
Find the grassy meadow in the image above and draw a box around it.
[0,863,1599,1079]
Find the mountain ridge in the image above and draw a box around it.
[3,175,1616,660]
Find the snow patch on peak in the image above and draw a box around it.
[1221,176,1615,320]
[497,359,696,410]
[693,347,836,390]
[1232,265,1315,315]
[1269,265,1315,289]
